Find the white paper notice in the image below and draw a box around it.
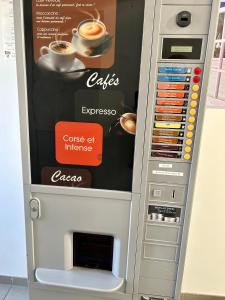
[1,0,15,59]
[152,170,184,177]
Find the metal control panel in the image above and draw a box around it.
[14,1,219,300]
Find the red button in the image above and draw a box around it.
[193,76,201,83]
[194,67,202,75]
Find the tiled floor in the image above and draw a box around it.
[0,284,28,300]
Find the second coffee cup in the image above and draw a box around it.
[40,41,76,72]
[72,19,107,49]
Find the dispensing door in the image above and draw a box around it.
[14,0,154,299]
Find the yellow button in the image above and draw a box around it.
[188,124,195,131]
[184,153,191,160]
[187,131,193,138]
[191,93,199,100]
[190,101,198,108]
[188,116,196,123]
[185,146,192,153]
[192,85,200,92]
[189,109,197,116]
[186,139,193,145]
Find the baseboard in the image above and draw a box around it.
[181,294,225,300]
[0,276,27,286]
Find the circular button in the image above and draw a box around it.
[191,93,199,100]
[190,100,198,108]
[186,139,193,146]
[188,124,195,131]
[194,67,202,75]
[185,146,192,153]
[193,76,201,83]
[189,108,197,116]
[186,131,193,138]
[184,153,191,160]
[188,116,196,123]
[192,84,200,92]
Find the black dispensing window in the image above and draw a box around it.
[73,233,114,271]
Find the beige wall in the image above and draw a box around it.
[182,108,225,296]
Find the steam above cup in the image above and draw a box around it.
[40,41,76,72]
[72,19,107,49]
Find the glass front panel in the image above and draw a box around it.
[24,0,145,191]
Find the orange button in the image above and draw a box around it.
[186,131,194,138]
[185,146,192,153]
[186,139,193,146]
[157,92,186,98]
[184,153,191,160]
[188,116,196,123]
[157,83,186,90]
[191,93,199,100]
[189,109,197,116]
[192,85,200,92]
[188,124,195,131]
[190,101,198,108]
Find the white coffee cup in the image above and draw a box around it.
[40,41,76,71]
[72,19,107,49]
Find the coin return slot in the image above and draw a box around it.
[73,232,114,271]
[148,205,181,223]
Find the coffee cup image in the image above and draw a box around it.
[40,41,76,72]
[72,19,113,57]
[120,113,137,135]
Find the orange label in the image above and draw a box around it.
[153,130,180,137]
[156,99,185,106]
[157,83,185,90]
[55,122,103,166]
[155,115,183,121]
[155,107,183,114]
[157,92,186,98]
[152,137,179,144]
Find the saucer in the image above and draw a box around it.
[71,34,112,58]
[37,54,86,79]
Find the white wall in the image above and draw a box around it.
[182,108,225,296]
[0,8,27,277]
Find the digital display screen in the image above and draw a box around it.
[162,38,202,60]
[171,46,193,53]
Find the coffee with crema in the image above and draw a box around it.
[79,21,106,40]
[51,42,74,54]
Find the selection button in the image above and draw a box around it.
[193,76,201,83]
[184,153,191,160]
[188,116,196,123]
[190,101,198,108]
[186,139,193,146]
[188,124,195,131]
[192,84,200,92]
[185,146,192,153]
[186,131,193,138]
[194,67,202,75]
[189,109,197,116]
[191,93,199,100]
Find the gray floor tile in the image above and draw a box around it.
[0,284,11,300]
[5,286,28,300]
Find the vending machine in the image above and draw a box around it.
[14,0,219,299]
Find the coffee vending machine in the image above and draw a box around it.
[14,0,219,299]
